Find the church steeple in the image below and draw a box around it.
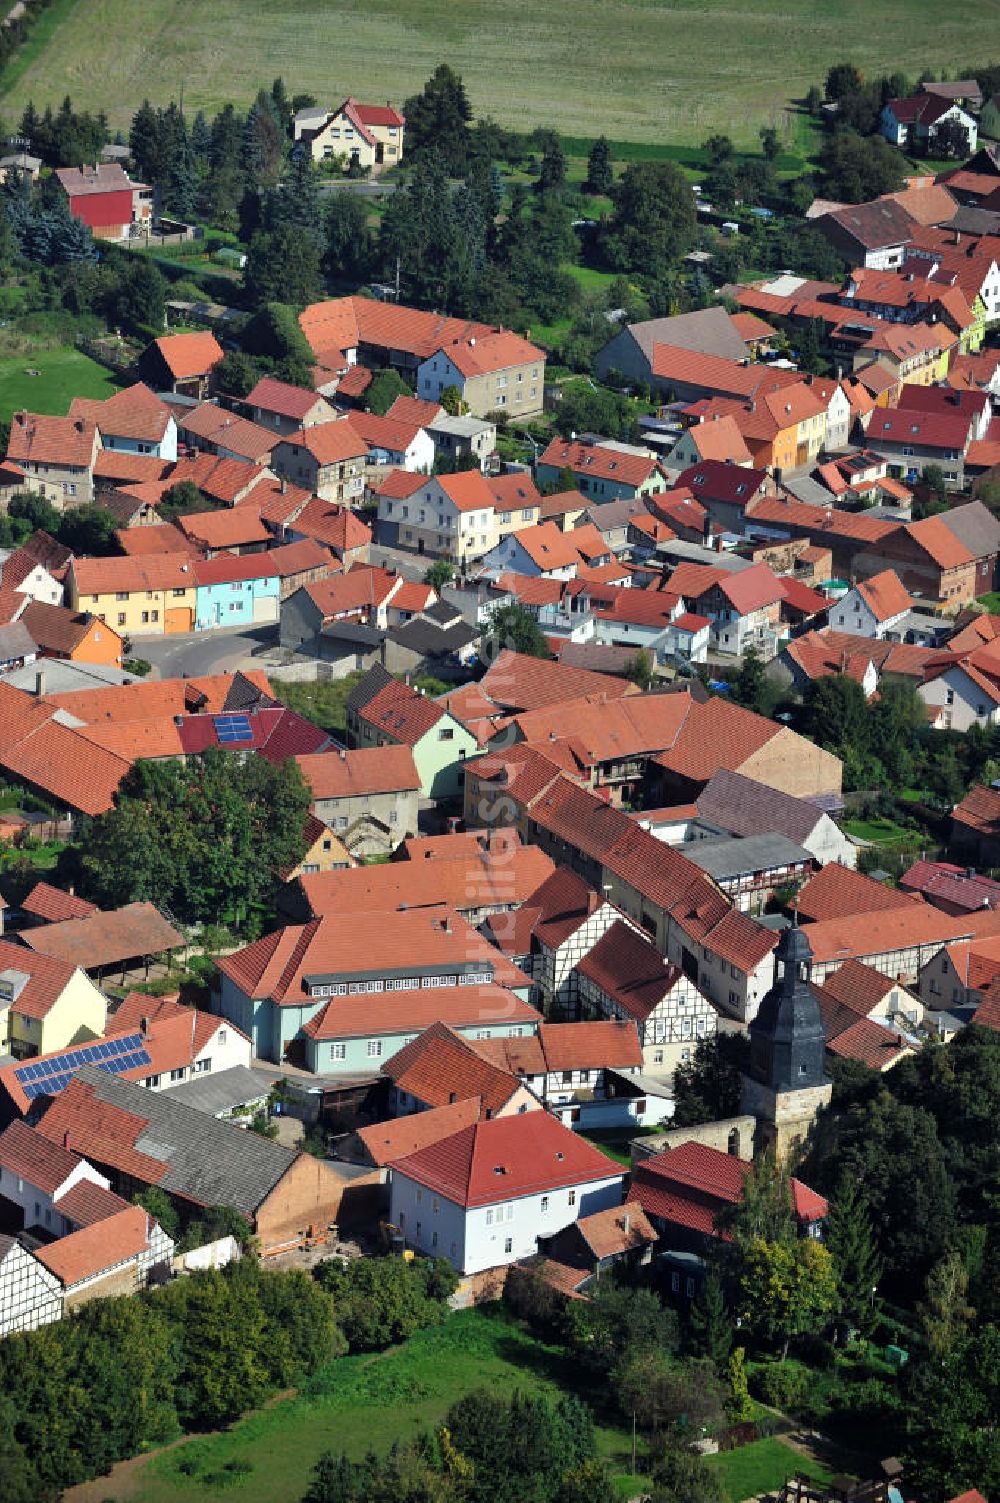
[742,918,831,1156]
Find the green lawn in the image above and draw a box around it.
[841,815,922,848]
[977,591,1000,614]
[1,0,991,145]
[0,346,117,422]
[705,1436,833,1503]
[91,1307,647,1503]
[277,672,365,734]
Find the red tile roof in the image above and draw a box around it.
[515,690,690,768]
[0,1120,82,1194]
[539,438,662,489]
[216,909,529,1005]
[818,957,898,1015]
[71,552,196,595]
[21,902,185,970]
[654,695,782,783]
[355,675,447,745]
[246,375,326,420]
[900,858,1000,914]
[55,1177,130,1228]
[953,782,1000,836]
[795,865,919,923]
[35,1205,158,1286]
[294,844,554,919]
[301,983,540,1042]
[280,420,368,464]
[439,328,543,377]
[477,649,635,713]
[290,497,372,553]
[856,569,912,622]
[574,920,681,1023]
[393,1110,622,1207]
[537,1019,642,1071]
[297,745,420,799]
[300,296,496,364]
[21,881,98,924]
[803,904,993,966]
[382,1021,529,1114]
[69,383,172,445]
[151,331,223,381]
[629,1140,827,1235]
[34,1078,169,1184]
[115,521,197,557]
[176,508,272,550]
[355,1098,482,1166]
[7,410,98,468]
[826,1015,909,1069]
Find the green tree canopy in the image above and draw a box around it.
[604,161,697,278]
[585,136,613,195]
[482,602,552,661]
[365,368,413,415]
[76,750,312,926]
[245,222,322,307]
[402,64,473,175]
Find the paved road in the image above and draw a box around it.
[316,179,398,199]
[135,624,277,681]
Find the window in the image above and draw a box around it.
[540,1195,549,1212]
[686,1277,695,1298]
[151,610,159,623]
[332,1042,347,1060]
[141,611,149,624]
[671,1272,680,1292]
[115,591,128,601]
[367,1039,383,1058]
[438,727,454,741]
[196,1058,211,1074]
[486,1207,494,1225]
[504,1237,513,1255]
[432,1198,440,1214]
[561,1069,573,1085]
[170,1067,185,1081]
[567,1189,576,1206]
[145,1074,161,1088]
[117,613,126,626]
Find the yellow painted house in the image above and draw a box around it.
[68,553,197,636]
[0,941,106,1060]
[856,321,954,387]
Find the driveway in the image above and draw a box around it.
[135,624,278,681]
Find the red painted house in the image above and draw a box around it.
[54,164,153,240]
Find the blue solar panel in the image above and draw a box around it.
[214,713,253,744]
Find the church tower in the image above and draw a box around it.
[741,917,831,1158]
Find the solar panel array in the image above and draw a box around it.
[13,1032,152,1101]
[214,713,253,745]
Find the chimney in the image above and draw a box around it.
[140,1015,150,1036]
[339,747,346,759]
[622,1212,630,1233]
[34,668,45,697]
[63,1132,70,1149]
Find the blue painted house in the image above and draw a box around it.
[213,910,538,1069]
[192,553,280,631]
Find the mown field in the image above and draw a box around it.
[0,0,995,145]
[62,1306,650,1503]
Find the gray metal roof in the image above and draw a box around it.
[685,831,813,881]
[0,660,137,694]
[72,1066,299,1215]
[161,1066,272,1118]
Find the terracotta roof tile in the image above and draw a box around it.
[356,1097,481,1166]
[826,1015,909,1069]
[290,497,372,553]
[7,411,98,468]
[393,1111,621,1207]
[0,1120,82,1194]
[382,1021,529,1113]
[279,420,368,464]
[297,745,419,799]
[301,983,540,1041]
[21,881,98,923]
[856,569,912,622]
[795,865,919,923]
[21,902,184,970]
[35,1205,159,1286]
[246,376,326,421]
[217,909,529,1005]
[295,844,553,918]
[539,438,662,489]
[356,675,446,744]
[537,1019,642,1071]
[151,331,223,381]
[574,920,682,1023]
[574,1202,658,1259]
[477,649,634,713]
[54,1177,130,1227]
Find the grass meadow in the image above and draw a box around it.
[62,1306,650,1503]
[0,0,993,145]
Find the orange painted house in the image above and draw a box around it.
[20,600,124,666]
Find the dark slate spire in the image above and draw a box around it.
[748,915,827,1093]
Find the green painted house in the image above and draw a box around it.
[346,664,479,800]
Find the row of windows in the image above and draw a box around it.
[309,969,492,999]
